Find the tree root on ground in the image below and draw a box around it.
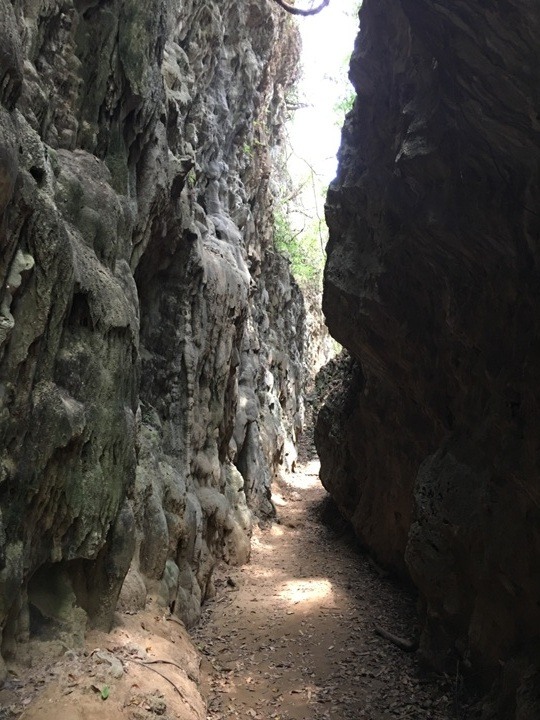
[373,623,419,652]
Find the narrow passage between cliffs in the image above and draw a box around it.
[194,447,459,720]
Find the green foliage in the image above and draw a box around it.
[273,208,325,290]
[345,0,362,16]
[333,89,355,125]
[331,46,356,127]
[186,168,196,188]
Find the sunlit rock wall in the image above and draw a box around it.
[317,0,540,714]
[0,0,303,675]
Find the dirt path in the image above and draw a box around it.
[194,458,460,720]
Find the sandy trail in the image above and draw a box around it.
[194,458,461,720]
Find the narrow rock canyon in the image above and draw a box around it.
[0,0,538,718]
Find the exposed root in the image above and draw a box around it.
[134,660,205,719]
[373,623,419,653]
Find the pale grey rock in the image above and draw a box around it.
[117,567,147,613]
[94,649,124,679]
[0,0,305,670]
[0,0,23,110]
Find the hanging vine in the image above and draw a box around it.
[272,0,330,16]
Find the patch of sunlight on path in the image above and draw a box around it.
[278,578,333,605]
[272,460,320,510]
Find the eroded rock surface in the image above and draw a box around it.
[0,0,304,673]
[317,0,540,714]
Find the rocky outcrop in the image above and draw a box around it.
[0,0,304,674]
[317,0,540,714]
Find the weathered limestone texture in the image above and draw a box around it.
[0,0,303,673]
[317,0,540,714]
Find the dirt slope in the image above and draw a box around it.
[0,607,205,720]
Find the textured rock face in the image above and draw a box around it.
[0,0,303,668]
[317,0,540,712]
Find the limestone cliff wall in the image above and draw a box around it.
[0,0,304,675]
[317,0,540,714]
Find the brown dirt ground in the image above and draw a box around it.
[0,605,205,720]
[193,457,464,720]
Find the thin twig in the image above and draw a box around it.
[142,658,186,672]
[133,660,204,719]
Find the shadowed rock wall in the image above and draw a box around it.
[0,0,304,676]
[316,0,540,714]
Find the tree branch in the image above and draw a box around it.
[272,0,330,16]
